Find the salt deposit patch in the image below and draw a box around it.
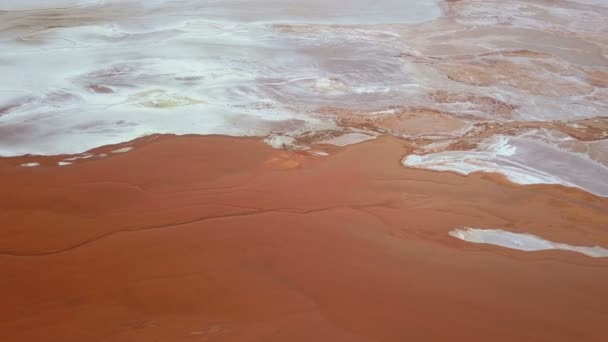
[264,135,297,149]
[184,0,442,25]
[450,227,608,258]
[63,154,93,161]
[403,135,608,197]
[111,147,133,154]
[0,0,437,157]
[0,0,103,10]
[20,162,40,167]
[318,133,376,147]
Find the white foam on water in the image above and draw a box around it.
[20,162,40,167]
[403,135,608,197]
[450,227,608,258]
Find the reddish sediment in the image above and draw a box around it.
[1,135,607,341]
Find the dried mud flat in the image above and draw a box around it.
[1,135,607,341]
